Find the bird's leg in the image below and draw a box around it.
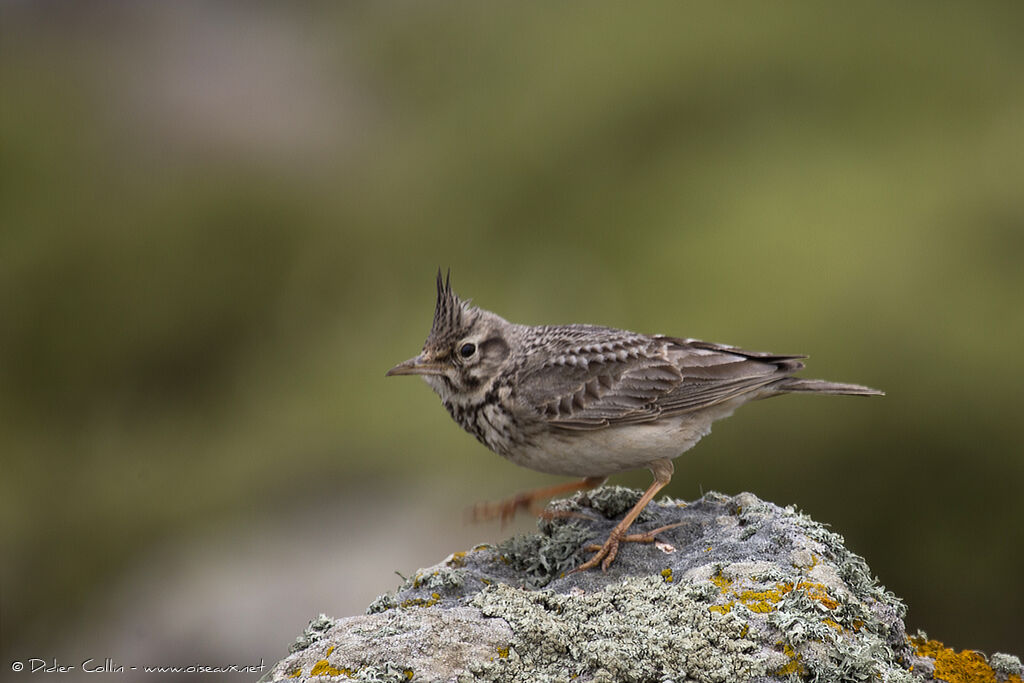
[573,459,675,572]
[470,476,606,527]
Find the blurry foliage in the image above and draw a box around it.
[2,1,1022,656]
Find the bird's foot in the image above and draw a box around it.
[469,491,539,527]
[572,521,685,572]
[468,476,606,528]
[573,528,624,572]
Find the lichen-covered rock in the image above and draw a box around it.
[273,607,513,682]
[266,489,1022,683]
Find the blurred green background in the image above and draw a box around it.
[3,1,1022,674]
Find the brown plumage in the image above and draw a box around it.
[388,271,883,571]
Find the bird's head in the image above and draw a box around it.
[387,271,513,400]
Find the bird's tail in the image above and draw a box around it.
[774,378,884,396]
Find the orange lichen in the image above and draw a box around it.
[773,643,807,676]
[822,617,843,632]
[309,659,355,677]
[400,592,442,608]
[793,581,839,610]
[734,586,789,613]
[661,568,674,583]
[707,571,840,616]
[286,668,301,678]
[411,572,435,588]
[497,646,510,659]
[446,551,468,567]
[710,571,733,590]
[910,635,1022,683]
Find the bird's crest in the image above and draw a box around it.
[429,269,476,347]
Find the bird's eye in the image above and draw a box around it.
[459,342,477,358]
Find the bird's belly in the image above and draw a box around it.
[505,411,730,477]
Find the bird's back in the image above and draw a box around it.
[512,326,850,431]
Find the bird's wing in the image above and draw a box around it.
[515,328,805,431]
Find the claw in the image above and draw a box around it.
[572,531,622,573]
[573,521,686,573]
[570,459,677,572]
[622,521,685,543]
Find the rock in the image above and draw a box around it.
[265,489,1023,683]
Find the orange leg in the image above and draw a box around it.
[573,459,679,572]
[470,476,607,527]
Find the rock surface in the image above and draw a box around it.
[266,489,1022,683]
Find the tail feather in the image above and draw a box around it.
[773,378,884,396]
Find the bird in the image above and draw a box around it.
[387,271,883,571]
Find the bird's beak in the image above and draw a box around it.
[386,354,447,377]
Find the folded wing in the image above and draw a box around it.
[516,328,806,431]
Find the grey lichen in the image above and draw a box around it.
[495,520,590,588]
[271,607,514,682]
[343,662,416,683]
[288,613,337,654]
[268,489,1020,683]
[410,565,468,591]
[366,592,398,615]
[468,577,762,682]
[991,653,1023,678]
[571,485,648,520]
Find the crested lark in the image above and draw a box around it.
[387,272,882,571]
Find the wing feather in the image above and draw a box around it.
[515,329,804,431]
